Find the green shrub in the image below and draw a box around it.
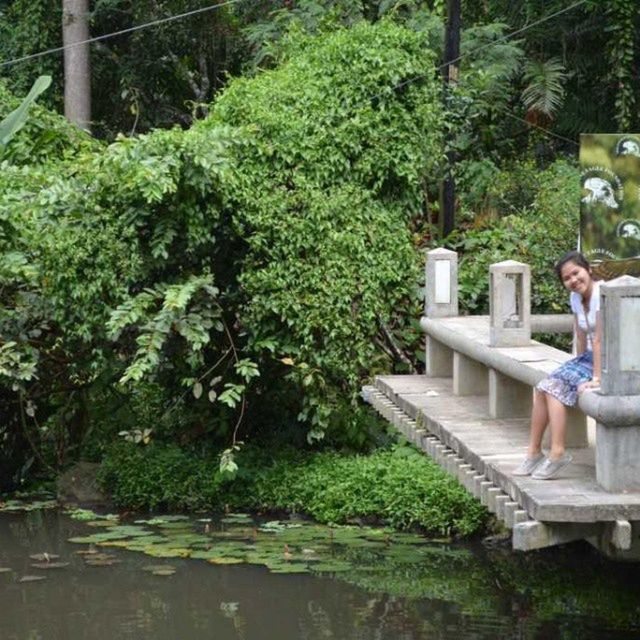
[0,80,98,166]
[99,442,488,537]
[205,19,444,438]
[1,19,446,475]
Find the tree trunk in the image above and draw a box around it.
[62,0,91,131]
[440,0,461,238]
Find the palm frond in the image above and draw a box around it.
[521,57,567,118]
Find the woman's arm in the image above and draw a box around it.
[592,310,602,379]
[578,310,601,392]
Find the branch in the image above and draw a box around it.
[18,393,56,474]
[195,52,210,103]
[376,316,416,373]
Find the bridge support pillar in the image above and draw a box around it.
[489,368,531,418]
[425,335,453,377]
[453,352,487,396]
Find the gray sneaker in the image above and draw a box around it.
[531,454,573,480]
[512,453,545,476]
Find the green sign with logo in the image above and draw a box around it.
[580,133,640,278]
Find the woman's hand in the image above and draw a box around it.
[578,379,600,394]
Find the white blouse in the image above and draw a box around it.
[569,280,600,349]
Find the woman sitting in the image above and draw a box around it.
[513,251,601,480]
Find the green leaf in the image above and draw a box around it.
[0,76,52,147]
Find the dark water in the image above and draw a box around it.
[1,510,640,640]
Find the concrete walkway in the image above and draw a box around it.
[364,374,640,554]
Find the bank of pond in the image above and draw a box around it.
[96,442,489,537]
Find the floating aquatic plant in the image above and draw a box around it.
[19,575,46,583]
[65,508,119,522]
[67,513,434,577]
[0,499,58,513]
[30,562,69,570]
[29,553,60,562]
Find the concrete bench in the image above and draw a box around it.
[420,314,589,447]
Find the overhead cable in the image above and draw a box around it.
[0,0,246,69]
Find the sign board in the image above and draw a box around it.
[580,133,640,278]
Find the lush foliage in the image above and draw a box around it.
[0,0,617,496]
[0,0,263,137]
[0,20,445,487]
[205,20,443,440]
[99,442,488,536]
[452,159,581,315]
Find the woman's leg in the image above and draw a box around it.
[546,395,568,460]
[527,390,549,457]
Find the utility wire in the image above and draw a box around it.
[0,0,584,148]
[0,0,246,70]
[372,0,588,147]
[437,0,587,74]
[386,0,588,96]
[501,111,580,147]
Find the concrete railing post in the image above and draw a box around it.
[425,248,458,318]
[487,260,533,418]
[489,260,531,348]
[424,248,457,378]
[596,275,640,491]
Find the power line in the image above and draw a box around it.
[385,0,588,96]
[437,0,587,73]
[371,1,587,148]
[501,111,579,147]
[0,0,246,70]
[0,0,584,148]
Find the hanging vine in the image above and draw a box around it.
[606,0,637,130]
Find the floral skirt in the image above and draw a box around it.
[536,350,593,407]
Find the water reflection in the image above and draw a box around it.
[0,511,639,640]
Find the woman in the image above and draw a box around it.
[513,251,601,480]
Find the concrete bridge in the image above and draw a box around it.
[363,249,640,559]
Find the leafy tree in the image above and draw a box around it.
[0,20,445,484]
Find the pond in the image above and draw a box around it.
[1,504,640,640]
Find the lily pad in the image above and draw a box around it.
[69,533,126,544]
[156,522,194,531]
[221,513,253,524]
[85,557,121,567]
[66,508,118,522]
[31,562,69,570]
[206,557,244,565]
[259,520,303,533]
[62,510,442,581]
[143,546,191,559]
[158,533,210,547]
[0,499,58,512]
[29,553,60,562]
[107,525,156,537]
[142,564,176,573]
[267,563,310,574]
[19,575,47,582]
[134,517,170,525]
